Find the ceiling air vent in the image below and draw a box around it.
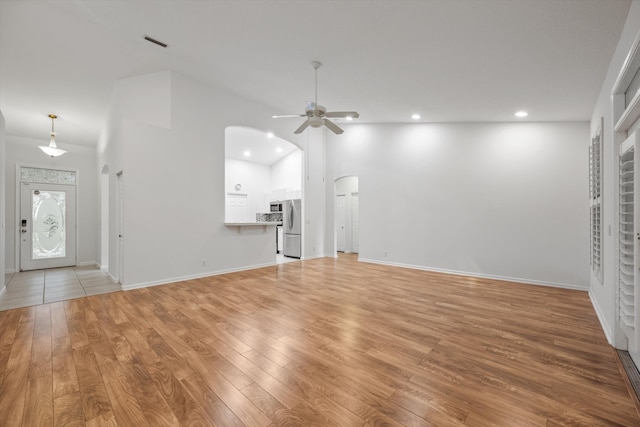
[143,35,168,48]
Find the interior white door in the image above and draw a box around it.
[20,182,76,271]
[227,193,248,222]
[117,172,124,284]
[351,192,359,253]
[618,131,640,368]
[336,195,346,252]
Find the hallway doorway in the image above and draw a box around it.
[334,176,359,254]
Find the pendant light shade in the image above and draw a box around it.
[39,114,66,157]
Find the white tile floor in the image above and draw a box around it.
[1,266,121,311]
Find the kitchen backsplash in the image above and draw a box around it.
[256,212,283,222]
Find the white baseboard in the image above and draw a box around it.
[99,265,117,283]
[357,258,588,291]
[4,268,16,274]
[104,270,118,283]
[589,289,613,345]
[120,255,587,300]
[122,261,277,291]
[301,254,326,261]
[78,261,99,268]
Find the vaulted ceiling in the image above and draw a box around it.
[0,0,632,147]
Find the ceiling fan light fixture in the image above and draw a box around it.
[39,114,67,157]
[309,117,324,128]
[272,61,358,135]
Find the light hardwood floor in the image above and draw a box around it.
[0,254,638,426]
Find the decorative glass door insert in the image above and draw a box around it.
[31,189,66,259]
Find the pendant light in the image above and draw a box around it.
[39,114,66,157]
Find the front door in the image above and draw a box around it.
[20,182,76,271]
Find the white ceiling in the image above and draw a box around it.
[0,0,632,147]
[226,126,298,166]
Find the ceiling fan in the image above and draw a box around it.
[272,61,359,135]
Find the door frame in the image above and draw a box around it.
[14,164,79,272]
[351,191,359,254]
[116,170,124,285]
[336,194,347,252]
[333,176,359,257]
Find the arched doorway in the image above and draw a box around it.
[224,126,302,264]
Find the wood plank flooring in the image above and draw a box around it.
[0,254,638,426]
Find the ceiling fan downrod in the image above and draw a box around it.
[311,61,322,105]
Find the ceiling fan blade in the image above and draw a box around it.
[272,114,305,119]
[325,111,360,119]
[323,118,344,134]
[294,120,311,134]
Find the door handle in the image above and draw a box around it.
[21,228,27,233]
[289,203,294,230]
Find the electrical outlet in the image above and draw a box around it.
[202,260,206,267]
[384,251,388,257]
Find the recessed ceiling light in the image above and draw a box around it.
[411,114,421,120]
[266,132,274,138]
[346,116,353,121]
[515,111,528,118]
[276,147,282,153]
[243,150,251,157]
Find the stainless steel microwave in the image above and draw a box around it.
[270,202,282,212]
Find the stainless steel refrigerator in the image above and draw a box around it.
[283,199,301,258]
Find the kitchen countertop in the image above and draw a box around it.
[224,222,282,226]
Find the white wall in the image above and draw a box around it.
[97,71,172,283]
[225,158,271,220]
[271,149,302,194]
[302,129,326,260]
[326,122,589,289]
[0,111,5,291]
[590,1,640,345]
[100,70,316,288]
[4,136,98,271]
